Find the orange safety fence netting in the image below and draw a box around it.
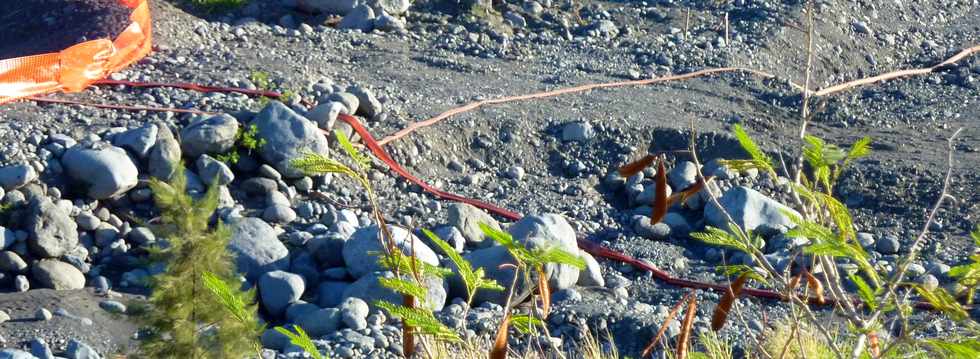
[0,0,152,104]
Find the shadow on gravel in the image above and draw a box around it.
[0,0,132,59]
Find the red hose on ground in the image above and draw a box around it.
[335,113,945,310]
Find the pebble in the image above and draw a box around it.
[876,235,901,254]
[99,300,127,314]
[35,308,52,321]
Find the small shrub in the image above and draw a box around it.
[138,162,263,358]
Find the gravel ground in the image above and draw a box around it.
[0,0,978,357]
[0,0,133,59]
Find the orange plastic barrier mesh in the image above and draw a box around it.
[0,0,152,104]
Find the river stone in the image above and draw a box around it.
[32,259,85,290]
[180,114,240,158]
[28,197,78,258]
[306,101,348,130]
[148,122,182,180]
[259,270,306,317]
[0,251,28,273]
[342,225,438,279]
[508,214,581,289]
[252,101,330,179]
[229,217,290,280]
[453,213,583,305]
[447,202,502,246]
[577,250,604,287]
[338,4,375,32]
[62,145,139,199]
[0,227,14,250]
[65,339,101,359]
[112,123,158,159]
[0,164,37,191]
[296,308,341,337]
[368,0,410,16]
[704,186,800,232]
[347,85,383,117]
[342,271,447,311]
[196,154,235,186]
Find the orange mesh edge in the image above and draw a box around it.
[0,0,152,104]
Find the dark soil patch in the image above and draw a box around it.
[0,0,132,59]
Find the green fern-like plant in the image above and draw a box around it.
[423,228,505,305]
[139,162,263,358]
[948,227,980,303]
[373,245,461,344]
[274,326,327,359]
[718,124,775,175]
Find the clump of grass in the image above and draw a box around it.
[761,320,837,359]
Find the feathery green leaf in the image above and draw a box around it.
[379,277,429,300]
[510,314,545,335]
[374,301,461,342]
[914,285,969,322]
[274,326,325,359]
[731,124,773,172]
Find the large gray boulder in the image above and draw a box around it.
[453,213,582,305]
[704,186,800,232]
[317,281,350,308]
[368,0,411,16]
[342,225,438,279]
[148,123,182,180]
[180,114,240,158]
[508,214,581,290]
[295,308,341,337]
[252,101,330,179]
[447,202,502,246]
[32,259,85,290]
[0,164,37,191]
[228,218,290,280]
[342,271,447,311]
[28,197,78,258]
[338,4,375,32]
[62,145,139,199]
[65,339,102,359]
[259,270,305,317]
[112,123,158,159]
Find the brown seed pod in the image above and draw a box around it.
[489,314,511,359]
[676,295,698,359]
[641,291,695,358]
[711,273,749,331]
[803,270,825,305]
[402,295,416,357]
[618,154,657,178]
[869,331,880,357]
[788,274,802,290]
[652,158,669,223]
[537,267,551,318]
[668,175,714,206]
